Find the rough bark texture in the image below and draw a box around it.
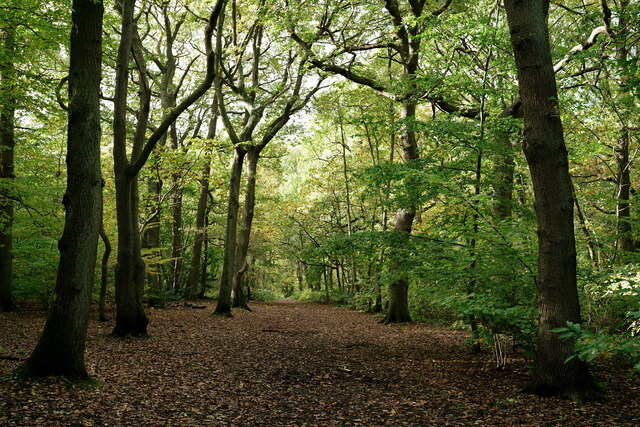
[0,27,16,313]
[504,0,598,401]
[232,149,258,310]
[379,0,428,323]
[15,0,103,379]
[214,147,245,316]
[383,102,417,324]
[112,0,149,336]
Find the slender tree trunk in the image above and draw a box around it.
[232,148,259,310]
[187,156,211,297]
[142,176,162,293]
[169,125,183,292]
[571,180,599,270]
[15,0,103,379]
[198,204,211,299]
[615,126,632,252]
[187,101,218,296]
[214,147,246,316]
[491,130,516,219]
[0,27,16,312]
[99,224,111,321]
[468,148,482,354]
[338,114,358,292]
[504,0,598,401]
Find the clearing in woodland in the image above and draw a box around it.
[1,300,639,426]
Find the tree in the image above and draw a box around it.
[111,0,223,336]
[15,0,104,379]
[290,0,458,323]
[186,101,218,296]
[0,24,16,312]
[213,0,321,315]
[503,0,599,401]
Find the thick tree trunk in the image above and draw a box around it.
[0,27,16,313]
[15,0,103,379]
[214,147,246,316]
[112,0,148,336]
[113,174,148,336]
[383,101,417,324]
[504,0,598,401]
[232,148,259,310]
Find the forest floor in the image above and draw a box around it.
[1,300,639,426]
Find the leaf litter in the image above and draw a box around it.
[1,300,638,426]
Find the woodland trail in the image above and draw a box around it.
[1,300,639,426]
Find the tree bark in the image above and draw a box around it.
[112,0,149,336]
[170,148,184,292]
[383,102,417,324]
[141,177,162,293]
[0,26,16,312]
[112,0,223,334]
[99,224,111,321]
[614,0,633,254]
[15,0,103,379]
[504,0,598,401]
[214,147,246,316]
[232,148,259,310]
[187,103,217,296]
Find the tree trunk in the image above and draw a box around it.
[111,0,221,332]
[214,147,246,316]
[142,177,162,294]
[614,1,633,254]
[186,100,218,298]
[571,180,599,270]
[112,0,148,336]
[504,0,598,401]
[232,148,259,310]
[187,156,211,297]
[0,26,16,313]
[169,124,183,292]
[170,180,183,291]
[615,126,632,252]
[383,101,417,324]
[198,203,211,299]
[15,0,103,379]
[99,225,111,321]
[491,130,516,219]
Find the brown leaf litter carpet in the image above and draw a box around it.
[1,300,639,425]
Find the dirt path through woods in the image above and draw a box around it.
[1,300,639,425]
